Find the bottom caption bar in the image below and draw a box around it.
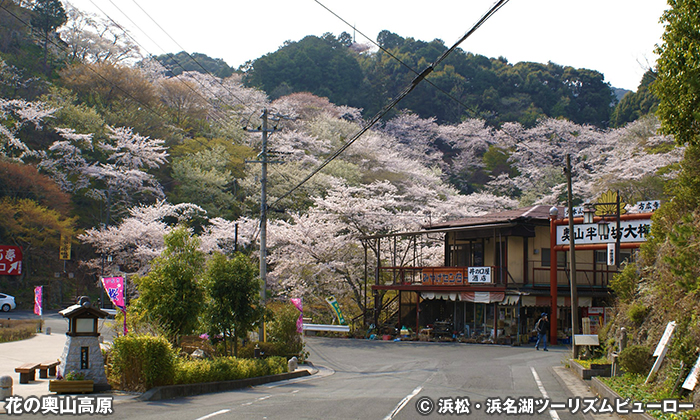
[414,396,695,416]
[3,395,114,415]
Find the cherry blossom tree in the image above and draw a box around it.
[265,178,514,317]
[59,4,141,65]
[0,98,57,160]
[78,201,206,275]
[85,126,168,218]
[37,127,93,193]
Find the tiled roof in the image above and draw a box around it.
[424,205,559,230]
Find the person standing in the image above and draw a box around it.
[535,313,549,351]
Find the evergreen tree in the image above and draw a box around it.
[31,0,67,74]
[133,227,205,345]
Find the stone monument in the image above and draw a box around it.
[58,297,110,391]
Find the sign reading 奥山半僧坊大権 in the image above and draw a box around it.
[556,219,652,246]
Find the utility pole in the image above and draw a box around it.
[565,154,580,359]
[246,109,284,342]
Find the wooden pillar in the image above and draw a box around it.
[415,292,421,333]
[549,214,558,346]
[374,238,381,327]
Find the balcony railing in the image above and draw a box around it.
[528,260,617,289]
[378,262,617,290]
[377,266,505,287]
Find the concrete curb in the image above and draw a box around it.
[569,359,612,380]
[138,370,311,401]
[590,377,655,420]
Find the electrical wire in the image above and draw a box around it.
[0,2,175,123]
[86,0,243,129]
[270,0,511,209]
[312,0,474,114]
[129,0,252,112]
[0,1,261,162]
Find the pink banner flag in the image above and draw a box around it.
[101,276,128,335]
[290,298,303,333]
[33,286,42,316]
[101,277,125,309]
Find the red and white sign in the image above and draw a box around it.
[0,246,23,275]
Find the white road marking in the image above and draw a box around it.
[383,386,423,420]
[530,366,561,420]
[194,409,231,420]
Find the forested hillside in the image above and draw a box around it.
[243,31,656,128]
[0,0,689,369]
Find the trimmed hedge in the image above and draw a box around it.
[108,334,177,392]
[174,356,287,385]
[0,319,41,343]
[108,334,288,391]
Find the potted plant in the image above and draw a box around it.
[49,371,94,394]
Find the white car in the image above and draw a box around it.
[0,293,16,312]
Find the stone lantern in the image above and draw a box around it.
[58,297,110,391]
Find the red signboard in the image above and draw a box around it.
[0,246,23,275]
[422,268,466,285]
[422,267,494,285]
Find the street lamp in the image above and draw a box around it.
[582,202,596,224]
[587,190,623,268]
[597,219,610,237]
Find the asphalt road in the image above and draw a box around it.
[5,309,116,342]
[37,337,609,419]
[3,324,612,420]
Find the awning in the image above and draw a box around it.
[420,291,505,303]
[460,291,505,303]
[421,292,458,301]
[502,295,520,305]
[521,296,593,307]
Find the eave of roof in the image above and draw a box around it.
[424,205,555,230]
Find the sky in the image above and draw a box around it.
[65,0,669,92]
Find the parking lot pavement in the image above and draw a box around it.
[0,332,67,402]
[0,328,137,414]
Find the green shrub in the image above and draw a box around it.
[108,334,177,392]
[618,344,652,375]
[174,356,287,385]
[627,302,650,325]
[238,341,280,359]
[610,263,638,303]
[266,302,304,359]
[0,319,41,343]
[64,371,85,381]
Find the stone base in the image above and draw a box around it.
[59,336,108,387]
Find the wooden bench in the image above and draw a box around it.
[15,362,40,384]
[39,360,60,379]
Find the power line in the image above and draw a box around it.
[1,1,266,159]
[85,0,241,129]
[128,0,252,112]
[271,0,511,209]
[0,2,177,123]
[312,0,474,114]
